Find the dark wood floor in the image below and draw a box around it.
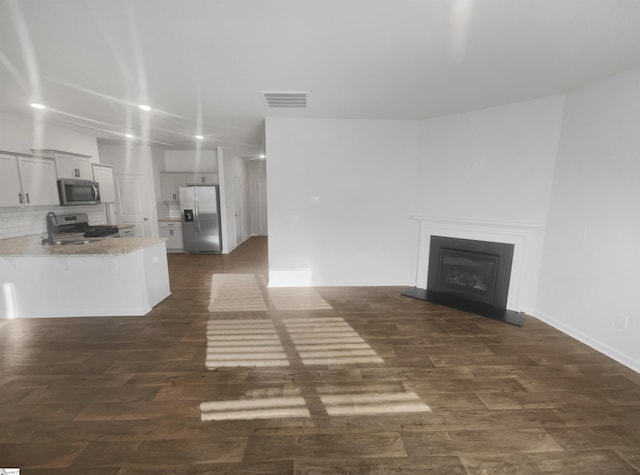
[1,236,639,474]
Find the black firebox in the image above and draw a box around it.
[403,235,525,326]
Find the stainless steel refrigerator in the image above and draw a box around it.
[179,186,222,253]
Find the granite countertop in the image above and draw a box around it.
[0,234,168,257]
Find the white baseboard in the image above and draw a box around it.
[268,271,413,288]
[221,243,238,254]
[531,309,640,374]
[520,306,538,316]
[2,306,150,318]
[222,237,247,254]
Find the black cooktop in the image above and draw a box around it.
[83,226,119,238]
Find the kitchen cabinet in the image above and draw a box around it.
[185,173,218,185]
[159,222,183,251]
[92,164,116,203]
[56,153,93,179]
[0,237,170,318]
[18,156,59,206]
[159,173,218,201]
[159,173,186,201]
[0,153,22,207]
[118,225,134,237]
[0,153,58,207]
[32,149,93,179]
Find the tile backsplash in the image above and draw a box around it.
[156,201,181,219]
[0,204,107,240]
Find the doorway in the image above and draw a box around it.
[115,174,150,237]
[256,178,267,236]
[233,176,245,246]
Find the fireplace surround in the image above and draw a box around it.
[403,217,541,327]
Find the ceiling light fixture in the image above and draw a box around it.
[30,102,46,109]
[195,135,204,140]
[138,104,151,111]
[125,133,135,139]
[259,154,266,159]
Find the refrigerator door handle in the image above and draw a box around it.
[194,196,200,232]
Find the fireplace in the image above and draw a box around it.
[404,234,525,326]
[429,236,512,307]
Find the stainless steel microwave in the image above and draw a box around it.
[57,179,101,206]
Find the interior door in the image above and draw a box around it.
[233,176,244,245]
[256,178,268,235]
[115,174,150,237]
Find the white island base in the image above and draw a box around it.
[1,239,170,318]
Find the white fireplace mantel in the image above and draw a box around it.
[412,217,544,312]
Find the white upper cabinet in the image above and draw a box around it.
[56,154,92,179]
[32,149,93,180]
[185,173,218,185]
[159,172,219,202]
[92,164,116,203]
[159,173,187,201]
[16,156,59,206]
[0,153,58,207]
[0,153,23,207]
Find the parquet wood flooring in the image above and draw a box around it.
[1,236,639,473]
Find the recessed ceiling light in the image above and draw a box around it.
[195,135,204,140]
[30,103,46,110]
[259,154,266,159]
[125,133,135,139]
[138,104,151,111]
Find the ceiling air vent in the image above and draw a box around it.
[262,91,308,108]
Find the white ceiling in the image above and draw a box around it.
[1,0,639,157]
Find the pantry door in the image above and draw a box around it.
[115,174,150,237]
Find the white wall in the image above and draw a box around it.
[265,96,565,287]
[164,149,218,173]
[536,67,640,372]
[416,97,564,222]
[266,118,425,286]
[98,143,155,175]
[0,111,99,159]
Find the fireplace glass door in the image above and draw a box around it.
[439,249,499,304]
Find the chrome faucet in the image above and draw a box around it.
[46,211,57,245]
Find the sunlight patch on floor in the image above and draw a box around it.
[206,319,288,369]
[209,273,268,312]
[200,387,310,421]
[319,390,431,416]
[267,287,333,311]
[284,317,384,366]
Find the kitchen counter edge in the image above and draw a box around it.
[0,235,168,257]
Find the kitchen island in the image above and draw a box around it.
[0,235,170,318]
